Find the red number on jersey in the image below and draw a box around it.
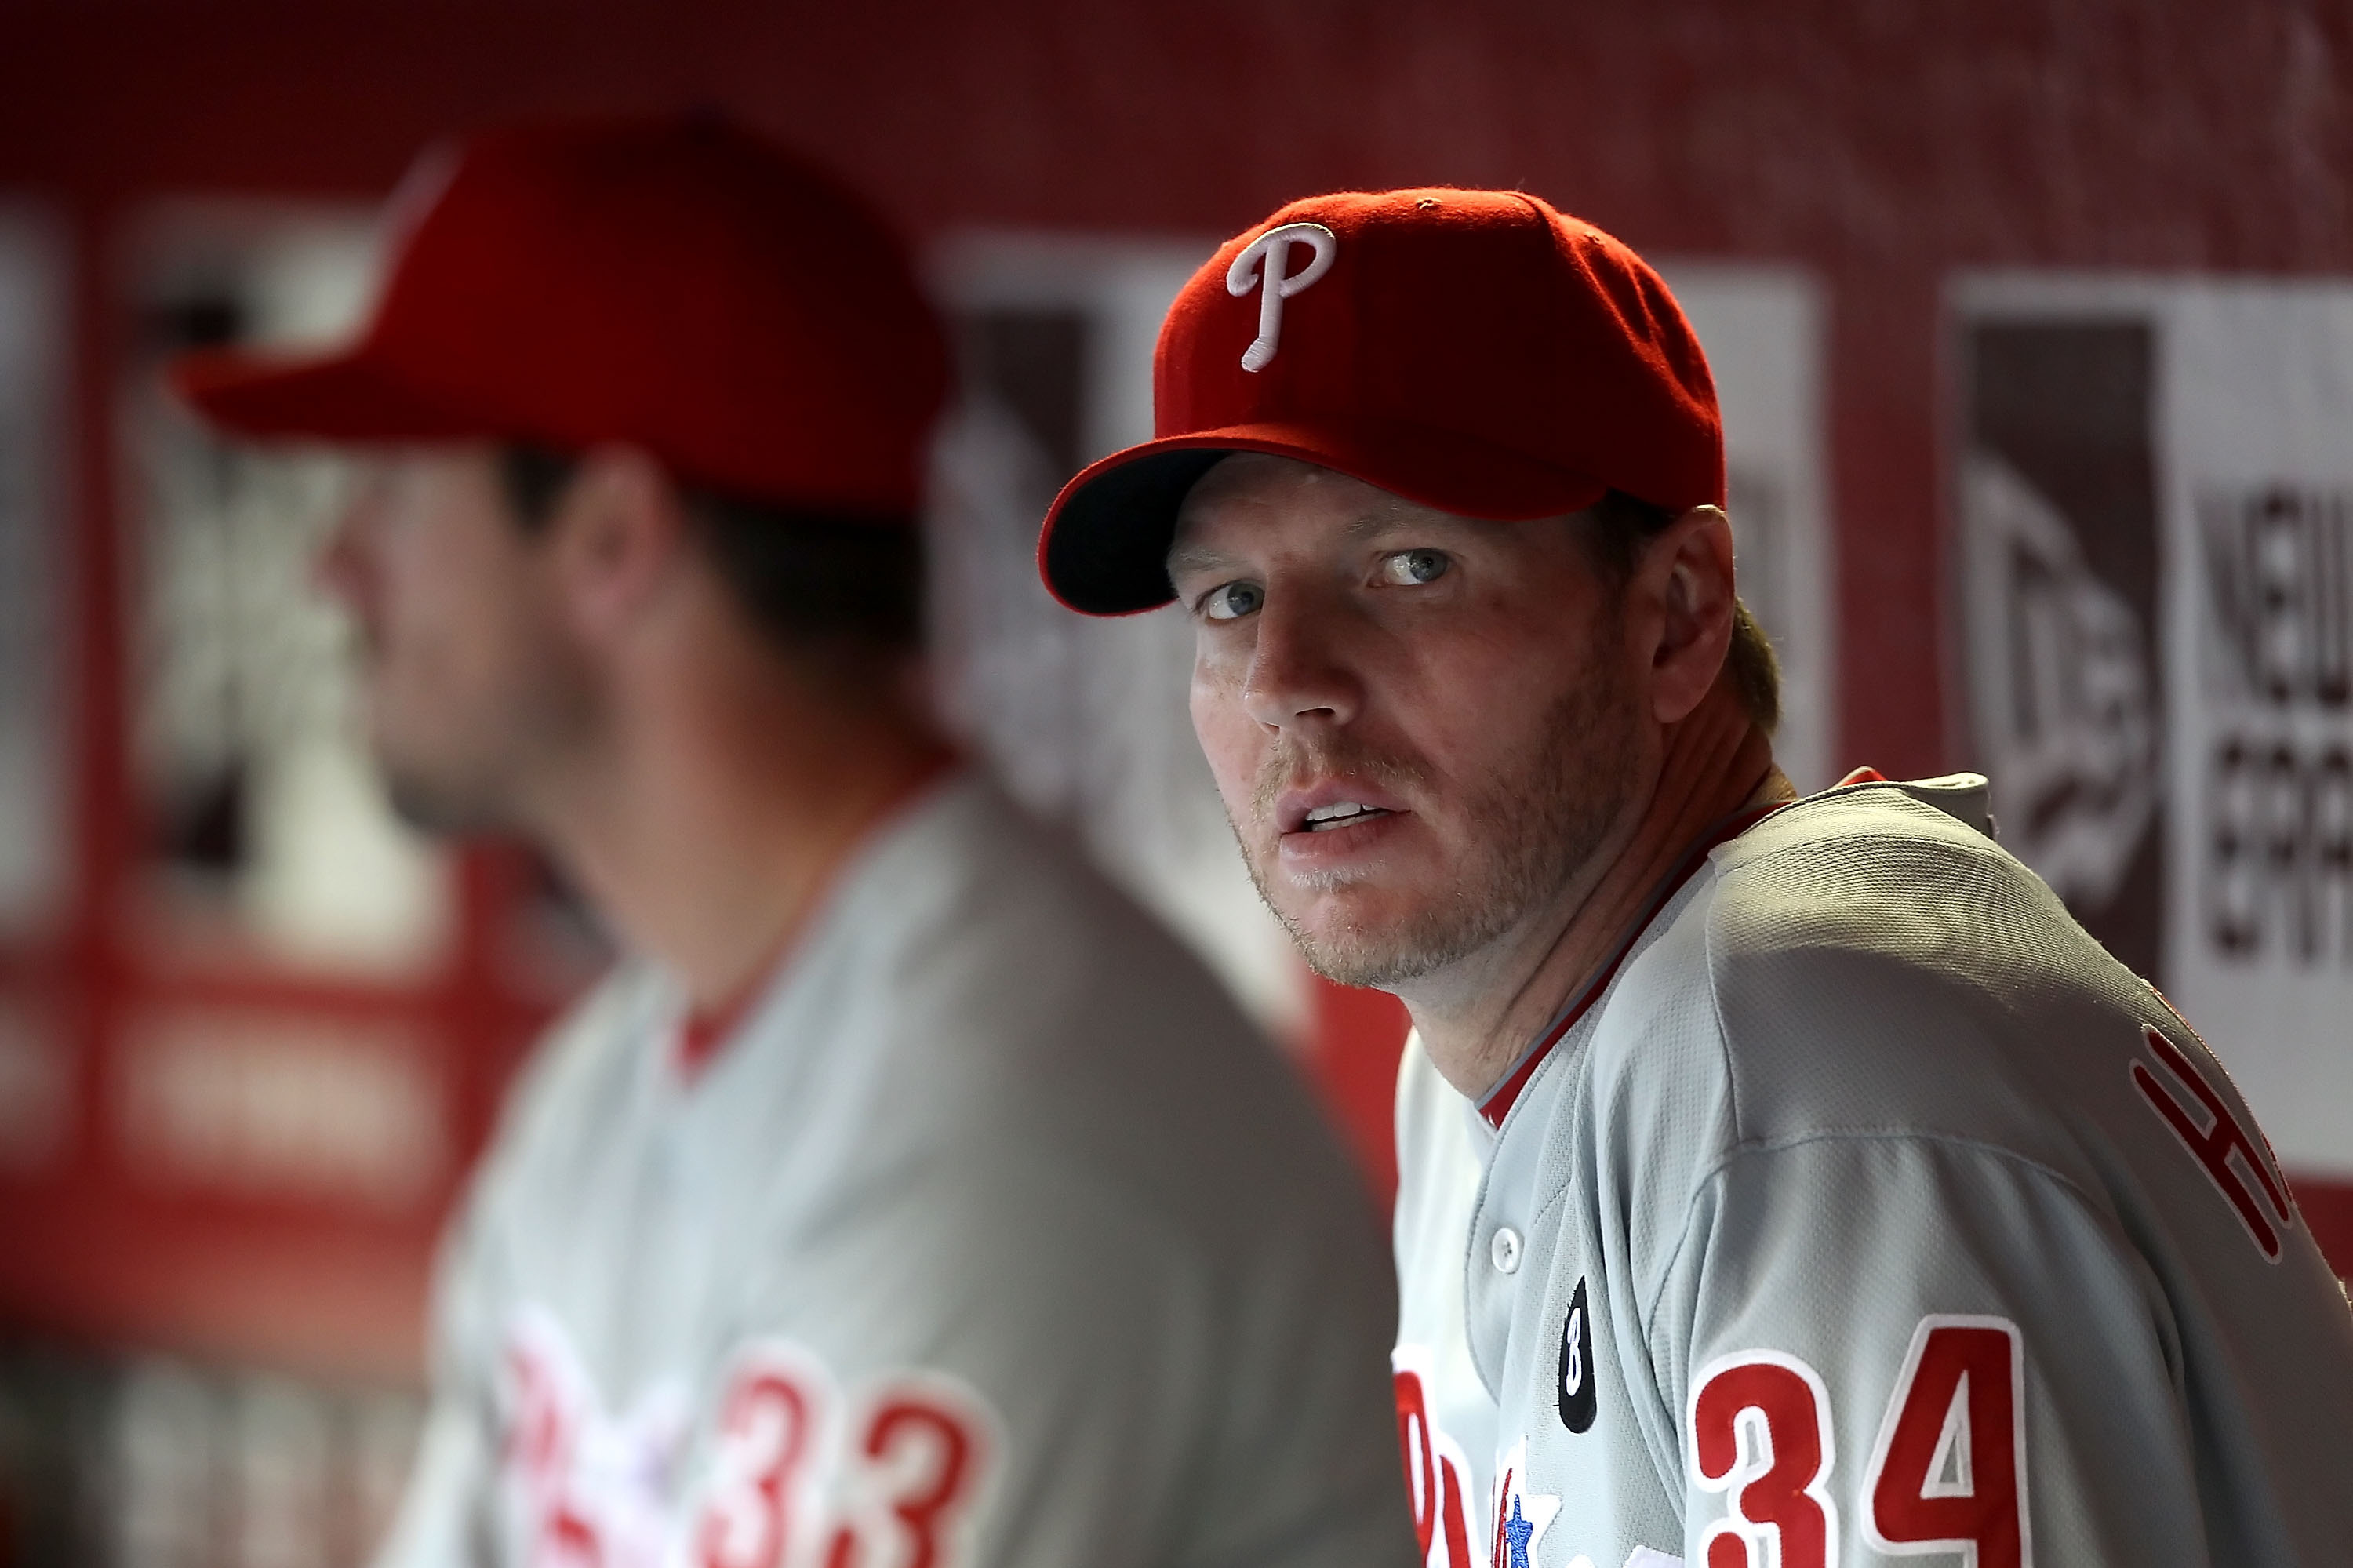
[1686,1351,1838,1568]
[697,1353,827,1568]
[1861,1316,2029,1568]
[824,1380,995,1568]
[1392,1368,1478,1568]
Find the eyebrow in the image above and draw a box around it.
[1165,538,1249,580]
[1340,507,1432,544]
[1165,504,1453,580]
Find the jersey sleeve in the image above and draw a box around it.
[370,1141,525,1568]
[369,1396,492,1568]
[368,1206,501,1568]
[1646,1133,2209,1568]
[368,973,621,1568]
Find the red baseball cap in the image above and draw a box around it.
[171,114,947,516]
[1037,188,1722,613]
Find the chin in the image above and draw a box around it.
[1275,887,1449,991]
[1292,928,1454,992]
[380,753,514,837]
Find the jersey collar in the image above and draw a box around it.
[1474,796,1788,1130]
[669,751,965,1082]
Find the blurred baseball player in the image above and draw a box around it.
[172,118,1418,1568]
[1038,189,2353,1566]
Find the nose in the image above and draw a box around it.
[1240,593,1361,732]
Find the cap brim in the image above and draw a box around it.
[169,344,497,443]
[1038,420,1610,615]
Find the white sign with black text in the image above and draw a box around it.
[1957,276,2353,1178]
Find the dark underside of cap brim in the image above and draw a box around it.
[171,346,495,443]
[1040,423,1614,617]
[1041,447,1230,615]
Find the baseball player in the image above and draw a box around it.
[171,118,1420,1568]
[1037,187,2353,1566]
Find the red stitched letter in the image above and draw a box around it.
[2133,1025,2292,1259]
[1392,1366,1478,1568]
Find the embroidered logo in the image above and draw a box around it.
[500,1306,691,1568]
[1226,221,1337,372]
[1392,1348,1484,1568]
[493,1310,1001,1568]
[1558,1276,1597,1434]
[1490,1438,1561,1568]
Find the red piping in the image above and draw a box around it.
[1475,799,1788,1130]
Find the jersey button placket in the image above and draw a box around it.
[1491,1226,1523,1274]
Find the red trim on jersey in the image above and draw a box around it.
[1476,797,1788,1130]
[675,978,773,1079]
[671,751,962,1082]
[1836,765,1888,786]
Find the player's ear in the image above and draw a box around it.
[1638,504,1737,726]
[546,444,691,646]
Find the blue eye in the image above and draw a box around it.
[1202,580,1264,621]
[1380,548,1450,586]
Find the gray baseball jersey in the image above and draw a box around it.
[376,769,1417,1568]
[1391,773,2353,1568]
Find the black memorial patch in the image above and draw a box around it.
[1558,1275,1597,1433]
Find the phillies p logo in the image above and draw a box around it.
[1226,222,1337,372]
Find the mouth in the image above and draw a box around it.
[1275,778,1415,838]
[1300,801,1396,832]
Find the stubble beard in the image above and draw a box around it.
[1232,657,1642,991]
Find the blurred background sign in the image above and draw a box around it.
[124,204,454,980]
[1958,276,2353,1188]
[0,206,67,942]
[0,207,71,1219]
[0,198,587,1568]
[1659,265,1834,795]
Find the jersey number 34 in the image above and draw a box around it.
[1689,1316,2027,1568]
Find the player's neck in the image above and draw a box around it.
[1403,684,1787,1103]
[531,617,954,1013]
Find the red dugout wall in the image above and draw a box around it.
[4,0,2351,1386]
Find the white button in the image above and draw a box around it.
[1490,1227,1522,1274]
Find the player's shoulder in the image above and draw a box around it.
[1595,772,2140,1173]
[1711,769,2013,897]
[494,959,671,1144]
[1696,770,2107,1024]
[834,768,1238,1018]
[823,772,1273,1094]
[782,767,1377,1250]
